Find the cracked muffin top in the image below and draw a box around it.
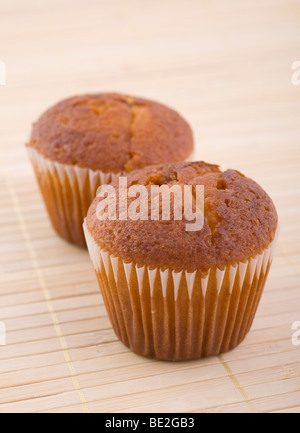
[27,93,194,173]
[86,161,278,273]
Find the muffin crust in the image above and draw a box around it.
[27,93,194,173]
[86,161,278,272]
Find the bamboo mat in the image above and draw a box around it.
[0,0,300,413]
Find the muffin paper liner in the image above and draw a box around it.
[84,222,278,361]
[28,147,194,247]
[27,148,120,247]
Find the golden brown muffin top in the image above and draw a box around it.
[27,93,194,173]
[86,161,278,273]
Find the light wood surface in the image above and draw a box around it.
[0,0,300,413]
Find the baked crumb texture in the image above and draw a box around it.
[87,161,278,273]
[27,93,194,172]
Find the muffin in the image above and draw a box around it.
[26,93,194,247]
[84,161,278,361]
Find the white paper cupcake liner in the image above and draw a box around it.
[84,222,278,361]
[27,147,120,247]
[28,147,194,247]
